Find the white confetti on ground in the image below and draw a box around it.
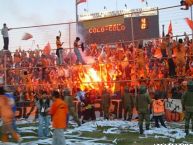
[0,120,192,145]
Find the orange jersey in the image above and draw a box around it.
[50,98,68,129]
[56,40,62,48]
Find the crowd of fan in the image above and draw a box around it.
[0,34,193,102]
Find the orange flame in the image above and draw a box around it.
[79,64,117,92]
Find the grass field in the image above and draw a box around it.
[0,120,193,145]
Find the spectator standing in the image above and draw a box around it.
[50,90,68,145]
[152,91,167,128]
[63,88,81,126]
[76,88,86,121]
[165,34,176,77]
[56,31,64,65]
[81,92,96,122]
[1,23,11,50]
[36,91,51,138]
[74,37,85,64]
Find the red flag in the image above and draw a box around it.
[22,33,33,40]
[185,18,193,30]
[43,42,51,55]
[77,0,86,5]
[167,20,173,36]
[141,0,145,2]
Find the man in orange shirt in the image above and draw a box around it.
[56,31,64,65]
[50,90,68,145]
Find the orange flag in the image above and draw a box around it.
[185,18,193,30]
[167,20,173,36]
[185,0,193,6]
[43,42,51,55]
[77,0,86,5]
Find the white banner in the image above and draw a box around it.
[165,99,182,113]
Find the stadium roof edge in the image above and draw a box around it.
[79,7,158,21]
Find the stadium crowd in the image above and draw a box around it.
[0,30,193,144]
[0,34,192,101]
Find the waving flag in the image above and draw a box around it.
[185,18,193,30]
[167,21,173,36]
[43,42,51,55]
[77,0,86,5]
[185,0,193,6]
[22,33,33,40]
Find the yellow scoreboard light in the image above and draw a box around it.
[140,18,148,30]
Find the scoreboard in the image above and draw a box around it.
[78,9,159,44]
